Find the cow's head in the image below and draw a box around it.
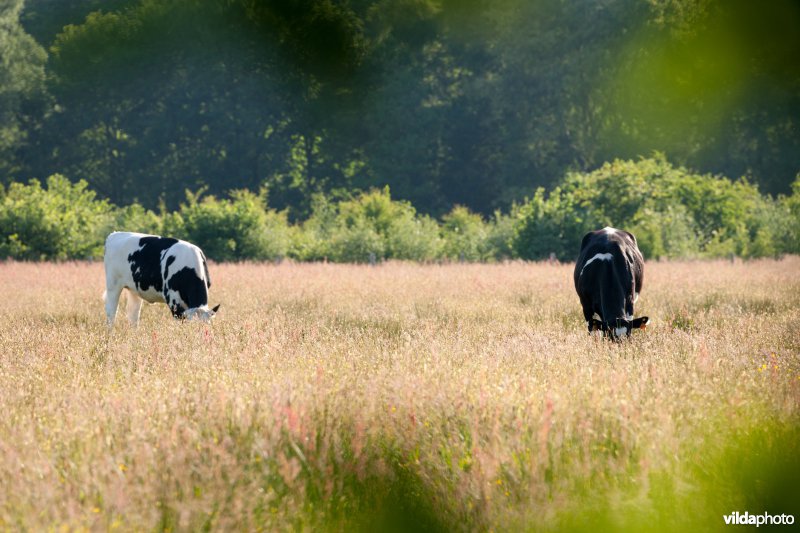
[591,316,649,339]
[182,304,221,322]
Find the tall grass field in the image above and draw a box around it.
[0,259,798,531]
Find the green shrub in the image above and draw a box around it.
[511,156,788,260]
[776,175,800,255]
[0,162,795,263]
[0,175,113,260]
[290,194,334,261]
[664,172,758,257]
[511,186,597,261]
[348,189,442,261]
[164,188,290,261]
[484,208,517,260]
[629,205,700,259]
[440,206,489,261]
[328,222,386,263]
[112,202,162,236]
[385,214,442,262]
[302,188,443,262]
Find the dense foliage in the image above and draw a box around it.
[512,157,797,260]
[1,158,797,262]
[1,0,798,218]
[0,174,113,260]
[163,189,292,262]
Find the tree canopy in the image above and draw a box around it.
[3,0,799,219]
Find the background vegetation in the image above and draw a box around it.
[1,259,798,530]
[1,157,798,261]
[2,0,799,222]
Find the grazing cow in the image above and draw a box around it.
[574,227,649,338]
[104,232,219,327]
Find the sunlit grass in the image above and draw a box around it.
[0,259,798,531]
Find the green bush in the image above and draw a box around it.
[328,222,386,263]
[301,188,442,262]
[0,165,795,262]
[776,175,800,255]
[629,205,700,259]
[339,188,440,261]
[0,175,114,260]
[511,186,596,261]
[484,208,517,261]
[385,214,442,262]
[113,202,162,236]
[290,194,338,261]
[298,191,518,263]
[164,188,290,261]
[511,156,788,261]
[440,206,489,261]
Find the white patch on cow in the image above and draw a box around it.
[634,292,639,303]
[580,252,614,277]
[184,305,217,321]
[126,292,144,323]
[136,285,164,304]
[614,326,628,337]
[592,312,601,321]
[603,227,617,235]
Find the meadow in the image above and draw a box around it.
[0,258,798,531]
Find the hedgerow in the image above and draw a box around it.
[1,158,797,261]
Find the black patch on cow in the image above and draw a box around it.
[163,255,176,282]
[128,237,178,293]
[166,266,209,310]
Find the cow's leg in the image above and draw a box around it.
[104,282,123,327]
[584,309,605,338]
[126,291,144,326]
[579,296,595,333]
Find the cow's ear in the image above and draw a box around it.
[211,304,220,314]
[632,316,650,330]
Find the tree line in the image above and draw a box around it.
[2,157,798,262]
[2,0,799,220]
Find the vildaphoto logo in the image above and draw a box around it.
[723,512,795,527]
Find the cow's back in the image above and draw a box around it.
[574,228,641,290]
[104,231,148,281]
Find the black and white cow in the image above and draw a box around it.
[574,227,649,338]
[104,232,219,327]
